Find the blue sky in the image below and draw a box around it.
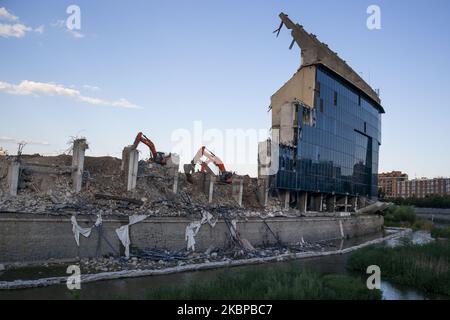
[1,0,449,178]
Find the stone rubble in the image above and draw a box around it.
[0,154,289,218]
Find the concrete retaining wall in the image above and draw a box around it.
[0,213,383,264]
[415,207,450,223]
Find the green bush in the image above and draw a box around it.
[384,205,416,227]
[431,227,450,239]
[389,195,450,209]
[347,241,450,296]
[145,267,381,300]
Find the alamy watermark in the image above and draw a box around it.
[66,264,81,290]
[66,5,81,31]
[367,5,381,30]
[169,121,279,175]
[366,265,381,290]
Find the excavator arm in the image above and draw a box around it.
[185,146,232,184]
[132,132,170,165]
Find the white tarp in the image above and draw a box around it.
[71,214,103,246]
[185,210,217,251]
[115,214,148,258]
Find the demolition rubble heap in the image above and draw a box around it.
[0,140,281,218]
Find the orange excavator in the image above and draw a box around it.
[132,132,171,165]
[184,146,233,184]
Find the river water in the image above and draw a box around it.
[1,228,448,300]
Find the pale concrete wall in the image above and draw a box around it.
[0,213,383,264]
[271,65,316,131]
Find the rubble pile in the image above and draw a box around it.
[0,154,281,217]
[75,239,333,274]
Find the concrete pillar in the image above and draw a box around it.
[310,194,323,212]
[344,195,348,212]
[203,174,215,203]
[72,139,88,193]
[349,196,358,211]
[257,178,269,207]
[284,191,290,210]
[172,171,179,194]
[7,159,20,196]
[232,178,243,207]
[297,191,307,213]
[127,149,139,191]
[326,195,336,213]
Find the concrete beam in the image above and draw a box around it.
[72,139,88,193]
[7,159,20,196]
[232,178,244,207]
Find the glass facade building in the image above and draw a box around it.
[275,65,382,199]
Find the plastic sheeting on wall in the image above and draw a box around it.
[185,210,217,251]
[115,214,148,258]
[71,214,103,246]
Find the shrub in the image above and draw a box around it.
[145,267,381,300]
[347,241,450,296]
[431,227,450,239]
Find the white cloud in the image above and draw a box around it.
[0,136,50,146]
[51,19,65,28]
[0,23,32,38]
[0,80,141,109]
[51,19,84,38]
[0,7,43,38]
[82,84,101,91]
[68,29,84,38]
[0,7,18,21]
[34,25,44,34]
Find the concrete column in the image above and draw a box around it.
[72,139,88,193]
[326,195,336,212]
[310,194,323,212]
[284,191,290,210]
[127,149,139,191]
[7,159,20,196]
[232,178,243,207]
[203,174,215,203]
[297,191,307,213]
[349,196,358,211]
[344,195,348,212]
[172,171,179,194]
[257,178,269,207]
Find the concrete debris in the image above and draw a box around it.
[0,154,289,218]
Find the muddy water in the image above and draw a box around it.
[0,230,447,300]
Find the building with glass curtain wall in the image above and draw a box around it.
[263,13,385,211]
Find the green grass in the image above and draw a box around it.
[431,226,450,239]
[145,267,381,300]
[383,205,433,230]
[384,205,416,227]
[347,241,450,296]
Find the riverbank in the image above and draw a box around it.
[0,227,409,290]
